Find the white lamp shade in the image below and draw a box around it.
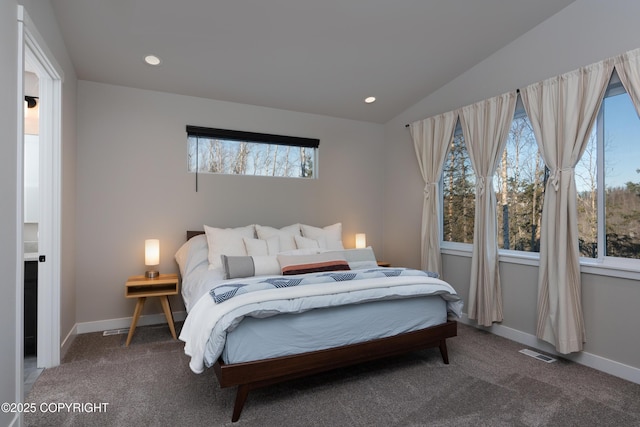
[145,239,160,266]
[355,233,367,249]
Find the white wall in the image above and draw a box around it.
[383,0,640,374]
[0,0,76,424]
[75,81,385,324]
[0,2,20,424]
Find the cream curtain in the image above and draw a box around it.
[520,60,614,354]
[459,92,517,327]
[615,48,640,115]
[409,111,458,275]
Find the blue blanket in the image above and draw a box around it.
[210,268,439,304]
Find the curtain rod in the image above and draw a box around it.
[404,88,521,128]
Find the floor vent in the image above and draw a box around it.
[103,328,129,336]
[519,348,556,363]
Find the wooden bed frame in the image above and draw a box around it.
[186,231,457,422]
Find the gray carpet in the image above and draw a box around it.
[24,322,640,426]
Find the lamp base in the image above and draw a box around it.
[145,270,159,279]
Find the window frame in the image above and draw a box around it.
[589,73,640,275]
[186,125,319,179]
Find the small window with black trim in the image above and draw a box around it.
[186,126,318,178]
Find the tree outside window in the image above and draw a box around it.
[186,126,318,179]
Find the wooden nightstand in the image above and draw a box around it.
[124,273,179,347]
[377,261,391,267]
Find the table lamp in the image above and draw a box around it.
[145,239,160,278]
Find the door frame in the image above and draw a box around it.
[17,6,63,375]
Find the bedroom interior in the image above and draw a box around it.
[3,1,640,426]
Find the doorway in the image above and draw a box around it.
[23,69,39,363]
[18,6,63,379]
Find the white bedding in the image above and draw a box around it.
[179,273,462,374]
[181,264,223,312]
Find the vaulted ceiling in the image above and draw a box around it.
[51,0,575,123]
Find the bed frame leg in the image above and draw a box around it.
[439,339,450,364]
[231,385,250,422]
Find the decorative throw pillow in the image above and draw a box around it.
[252,255,282,276]
[256,224,301,252]
[204,224,255,269]
[221,255,281,279]
[277,252,351,275]
[300,223,344,250]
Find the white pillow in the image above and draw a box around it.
[252,255,281,276]
[204,224,256,269]
[278,248,321,256]
[300,223,344,250]
[294,234,326,249]
[174,234,209,278]
[243,236,280,256]
[255,224,301,252]
[322,247,378,269]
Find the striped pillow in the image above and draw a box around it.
[277,252,351,275]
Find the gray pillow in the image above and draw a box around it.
[221,255,255,279]
[220,254,281,279]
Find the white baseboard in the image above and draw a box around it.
[60,323,78,359]
[458,314,640,385]
[8,413,19,427]
[55,311,187,367]
[75,311,187,335]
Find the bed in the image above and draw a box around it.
[177,224,462,422]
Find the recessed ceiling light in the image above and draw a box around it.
[144,55,162,66]
[364,96,376,104]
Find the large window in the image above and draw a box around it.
[186,126,318,178]
[442,75,640,264]
[577,80,640,260]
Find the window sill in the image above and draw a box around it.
[580,258,640,280]
[440,242,640,280]
[440,241,473,258]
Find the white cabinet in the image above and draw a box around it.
[24,134,39,223]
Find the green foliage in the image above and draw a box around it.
[625,180,640,197]
[443,134,475,243]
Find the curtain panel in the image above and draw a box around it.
[459,92,517,327]
[520,59,614,354]
[406,47,638,353]
[409,111,458,275]
[614,48,640,116]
